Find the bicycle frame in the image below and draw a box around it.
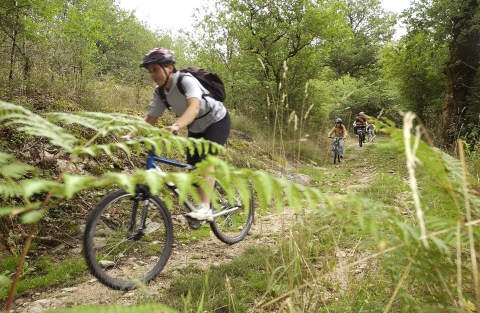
[357,126,365,136]
[332,137,340,151]
[144,150,242,219]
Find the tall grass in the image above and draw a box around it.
[150,116,480,312]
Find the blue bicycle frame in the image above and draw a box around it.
[144,151,241,218]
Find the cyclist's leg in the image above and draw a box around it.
[186,112,231,221]
[338,138,345,158]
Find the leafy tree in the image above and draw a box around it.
[188,0,350,125]
[326,0,397,78]
[380,35,447,133]
[403,0,480,148]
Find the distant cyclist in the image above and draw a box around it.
[366,123,376,142]
[327,118,348,160]
[353,112,368,143]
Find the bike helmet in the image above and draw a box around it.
[335,118,342,123]
[359,111,365,115]
[140,48,176,67]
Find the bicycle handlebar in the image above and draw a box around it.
[123,130,178,142]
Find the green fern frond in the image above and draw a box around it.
[19,179,61,198]
[51,111,150,137]
[0,152,37,178]
[21,209,46,224]
[249,170,274,209]
[0,103,79,151]
[0,202,42,217]
[50,112,114,132]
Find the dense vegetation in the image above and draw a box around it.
[1,0,479,311]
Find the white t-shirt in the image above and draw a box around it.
[147,71,227,133]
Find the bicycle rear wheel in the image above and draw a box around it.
[210,182,254,244]
[83,189,173,290]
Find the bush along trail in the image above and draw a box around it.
[3,134,479,313]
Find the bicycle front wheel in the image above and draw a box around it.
[359,132,363,147]
[83,189,173,290]
[210,182,255,244]
[334,149,340,164]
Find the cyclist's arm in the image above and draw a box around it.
[164,97,200,132]
[327,128,334,137]
[342,125,348,138]
[145,115,159,126]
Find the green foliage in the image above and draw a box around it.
[160,246,274,311]
[188,0,352,127]
[380,33,446,132]
[47,303,178,313]
[0,100,332,309]
[326,0,397,78]
[386,0,480,146]
[0,255,87,300]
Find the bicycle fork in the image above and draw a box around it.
[126,186,151,241]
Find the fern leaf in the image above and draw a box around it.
[19,179,59,198]
[0,180,23,198]
[60,175,103,199]
[0,202,41,218]
[0,163,36,179]
[21,209,46,224]
[170,171,193,204]
[250,170,275,209]
[0,103,79,151]
[49,112,107,131]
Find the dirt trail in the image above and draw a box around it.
[11,137,378,313]
[12,209,300,312]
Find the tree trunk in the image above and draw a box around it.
[8,1,20,86]
[441,0,480,148]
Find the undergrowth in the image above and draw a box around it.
[0,100,479,312]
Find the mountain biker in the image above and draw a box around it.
[327,118,348,159]
[120,48,231,222]
[366,123,376,140]
[353,112,368,143]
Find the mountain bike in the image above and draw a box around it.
[356,126,366,147]
[82,144,255,290]
[329,136,342,164]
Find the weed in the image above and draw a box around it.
[0,255,87,300]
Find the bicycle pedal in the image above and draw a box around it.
[187,219,203,230]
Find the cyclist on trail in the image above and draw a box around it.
[121,47,231,222]
[366,123,376,140]
[353,111,368,143]
[327,118,348,159]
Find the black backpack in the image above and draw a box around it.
[155,66,226,111]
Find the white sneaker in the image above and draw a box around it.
[186,203,213,222]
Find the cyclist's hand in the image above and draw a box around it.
[164,124,180,133]
[164,124,180,136]
[119,135,133,142]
